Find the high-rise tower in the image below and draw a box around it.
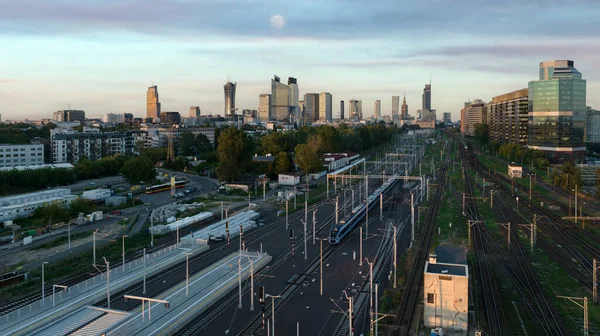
[146,85,161,120]
[422,84,431,113]
[392,96,400,119]
[401,94,408,118]
[528,60,586,160]
[224,81,237,116]
[340,100,345,120]
[374,100,381,119]
[319,92,333,121]
[271,75,292,121]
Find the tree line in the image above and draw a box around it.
[215,123,400,182]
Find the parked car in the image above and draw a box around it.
[110,210,122,215]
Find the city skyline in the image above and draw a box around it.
[1,1,599,121]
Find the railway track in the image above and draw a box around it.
[391,156,448,335]
[176,165,405,335]
[466,149,598,290]
[459,151,564,335]
[460,162,504,336]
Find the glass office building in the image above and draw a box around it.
[528,60,586,161]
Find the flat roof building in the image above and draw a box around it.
[423,254,469,333]
[0,188,76,221]
[0,144,44,169]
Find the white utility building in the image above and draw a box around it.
[423,254,469,333]
[0,189,77,221]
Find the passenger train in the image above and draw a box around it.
[329,176,401,244]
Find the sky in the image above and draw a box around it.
[1,0,599,122]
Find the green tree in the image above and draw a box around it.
[216,128,250,182]
[274,152,292,174]
[178,131,197,156]
[474,123,489,145]
[294,144,323,174]
[120,156,156,184]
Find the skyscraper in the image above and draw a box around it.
[189,106,201,118]
[461,99,486,136]
[304,93,319,122]
[528,60,586,160]
[392,96,400,119]
[443,112,452,125]
[259,94,272,121]
[271,76,292,122]
[319,92,333,121]
[340,100,345,120]
[146,85,161,120]
[349,100,362,121]
[422,84,431,113]
[401,94,408,118]
[487,89,528,145]
[224,81,237,115]
[374,100,381,119]
[288,77,300,121]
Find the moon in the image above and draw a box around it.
[270,15,285,29]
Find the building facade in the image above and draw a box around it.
[422,84,431,113]
[160,112,181,125]
[146,86,161,120]
[461,99,486,136]
[259,94,272,121]
[319,92,333,121]
[443,112,452,125]
[349,100,362,121]
[53,110,85,125]
[271,76,291,122]
[392,96,400,119]
[51,132,135,163]
[586,108,600,145]
[224,81,237,116]
[340,100,345,120]
[0,144,44,168]
[528,60,587,160]
[487,88,529,145]
[189,106,201,118]
[288,77,300,121]
[374,100,381,119]
[0,189,77,222]
[304,93,320,122]
[423,257,469,332]
[401,94,408,119]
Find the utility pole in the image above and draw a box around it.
[266,294,281,336]
[490,190,495,209]
[143,248,147,294]
[41,261,48,306]
[312,210,317,245]
[379,193,383,221]
[335,196,339,224]
[122,235,128,271]
[185,252,191,296]
[411,192,415,244]
[93,229,98,265]
[556,296,588,336]
[301,219,307,260]
[593,259,598,303]
[575,184,578,223]
[150,214,154,247]
[316,237,327,295]
[365,258,374,335]
[393,225,397,288]
[529,173,532,199]
[249,257,255,311]
[286,199,289,229]
[462,193,466,215]
[103,257,110,309]
[359,227,363,266]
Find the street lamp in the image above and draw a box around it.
[103,257,111,309]
[122,235,128,272]
[92,229,99,265]
[516,196,519,214]
[41,261,49,306]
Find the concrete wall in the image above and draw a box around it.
[423,272,469,332]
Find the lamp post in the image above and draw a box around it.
[92,229,99,265]
[103,257,110,309]
[184,252,192,296]
[41,261,48,306]
[265,294,281,336]
[122,235,128,271]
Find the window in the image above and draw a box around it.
[427,293,434,304]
